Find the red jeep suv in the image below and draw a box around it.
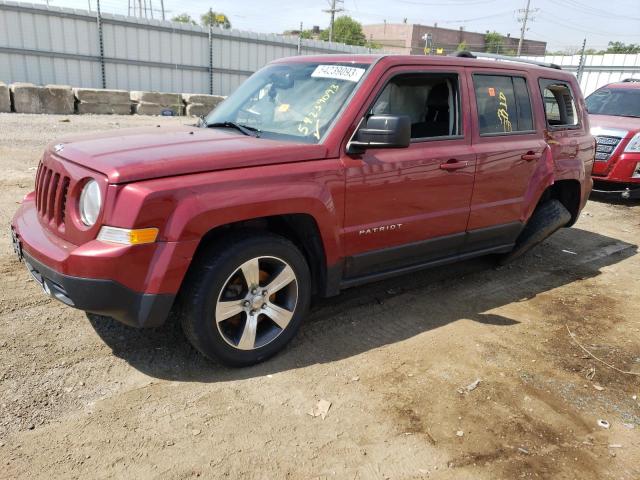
[586,79,640,199]
[11,53,594,366]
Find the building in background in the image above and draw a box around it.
[362,23,547,56]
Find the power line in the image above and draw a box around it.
[553,0,640,21]
[538,11,640,37]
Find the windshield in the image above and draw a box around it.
[204,62,369,143]
[586,87,640,118]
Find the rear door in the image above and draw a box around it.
[466,69,545,250]
[341,65,476,279]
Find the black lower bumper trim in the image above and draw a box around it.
[592,181,640,199]
[22,251,175,328]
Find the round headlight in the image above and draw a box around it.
[79,180,102,226]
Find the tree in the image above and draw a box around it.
[171,13,197,25]
[606,41,640,53]
[319,16,366,46]
[456,41,468,51]
[484,31,503,53]
[298,29,316,40]
[201,11,231,29]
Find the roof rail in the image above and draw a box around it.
[449,51,562,70]
[622,78,640,82]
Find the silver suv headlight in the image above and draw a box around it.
[624,132,640,153]
[79,179,102,226]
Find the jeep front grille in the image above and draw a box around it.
[594,135,622,162]
[35,163,71,227]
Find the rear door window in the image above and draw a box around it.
[539,79,579,128]
[473,74,534,135]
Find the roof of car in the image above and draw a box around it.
[602,80,640,89]
[271,54,573,77]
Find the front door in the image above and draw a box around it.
[341,67,476,279]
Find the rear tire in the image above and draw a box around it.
[500,199,572,265]
[179,232,311,367]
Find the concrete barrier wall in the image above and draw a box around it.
[0,82,9,112]
[74,88,131,114]
[10,83,75,114]
[0,82,225,116]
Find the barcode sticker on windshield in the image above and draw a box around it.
[311,65,366,83]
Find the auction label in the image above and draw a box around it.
[311,65,365,82]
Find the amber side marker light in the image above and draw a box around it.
[97,226,159,245]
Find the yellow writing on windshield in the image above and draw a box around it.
[298,84,340,140]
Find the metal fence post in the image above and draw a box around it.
[208,10,214,95]
[576,38,587,84]
[96,0,106,88]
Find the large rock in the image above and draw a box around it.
[133,103,184,116]
[77,103,132,115]
[182,93,225,107]
[131,90,183,116]
[130,90,182,106]
[182,94,225,117]
[11,83,74,114]
[185,103,215,117]
[74,88,130,104]
[10,83,41,113]
[0,82,10,112]
[74,88,131,115]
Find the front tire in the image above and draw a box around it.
[179,232,311,367]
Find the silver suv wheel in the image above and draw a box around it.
[215,255,298,350]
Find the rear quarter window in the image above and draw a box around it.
[539,79,580,128]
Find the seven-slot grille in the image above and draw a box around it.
[35,163,70,227]
[594,135,622,162]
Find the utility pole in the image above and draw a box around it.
[323,0,344,43]
[160,0,165,20]
[297,22,303,55]
[517,0,538,56]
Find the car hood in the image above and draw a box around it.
[589,114,640,136]
[49,125,328,183]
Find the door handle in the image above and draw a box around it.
[521,151,541,162]
[439,160,468,171]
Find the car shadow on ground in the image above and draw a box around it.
[87,227,637,382]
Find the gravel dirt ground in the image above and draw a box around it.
[0,113,639,480]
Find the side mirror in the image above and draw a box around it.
[347,115,411,153]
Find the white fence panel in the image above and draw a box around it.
[523,53,640,95]
[0,0,379,95]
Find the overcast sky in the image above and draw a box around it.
[37,0,640,51]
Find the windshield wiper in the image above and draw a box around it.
[205,121,261,137]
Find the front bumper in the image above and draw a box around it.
[10,195,188,328]
[17,246,175,327]
[592,180,640,200]
[592,152,640,183]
